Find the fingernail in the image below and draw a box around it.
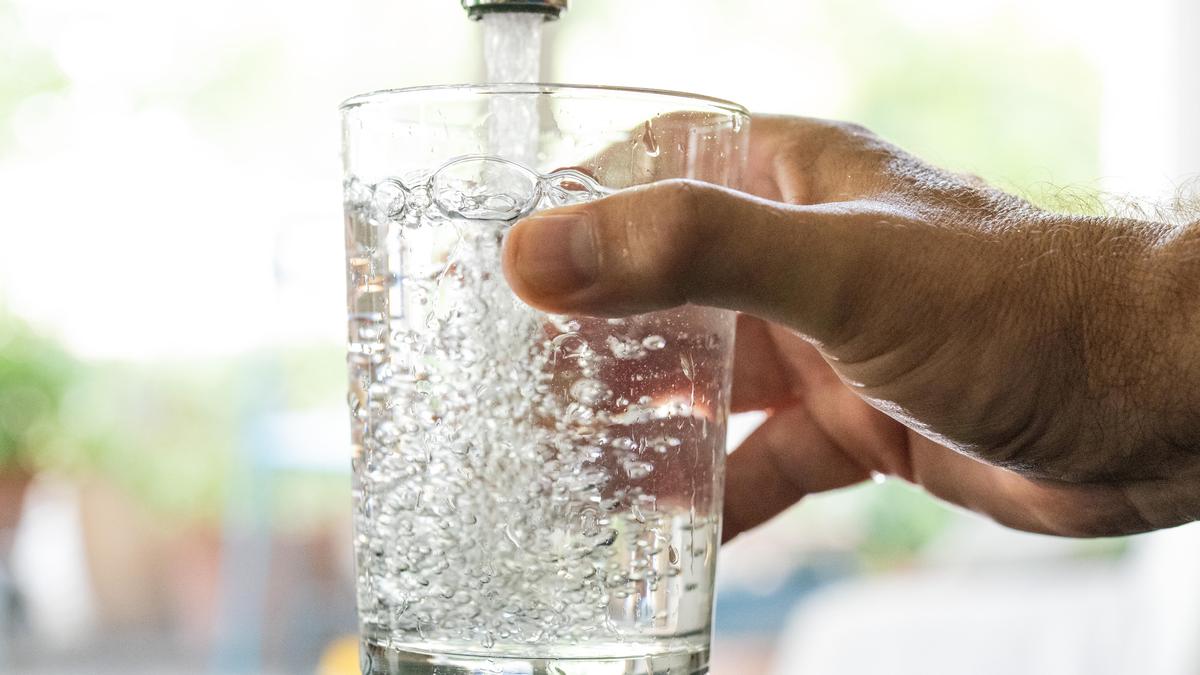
[513,212,598,295]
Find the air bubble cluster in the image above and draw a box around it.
[343,155,732,656]
[348,155,613,228]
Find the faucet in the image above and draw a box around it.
[461,0,568,21]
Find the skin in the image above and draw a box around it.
[502,115,1200,541]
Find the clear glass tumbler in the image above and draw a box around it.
[341,84,749,675]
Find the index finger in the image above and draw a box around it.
[569,113,896,205]
[747,114,900,204]
[565,110,752,191]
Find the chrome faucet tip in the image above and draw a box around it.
[461,0,568,21]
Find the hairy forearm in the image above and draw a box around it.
[1041,212,1200,480]
[1140,217,1200,451]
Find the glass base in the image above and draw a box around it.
[361,641,710,674]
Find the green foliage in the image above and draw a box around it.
[40,358,236,520]
[0,312,76,468]
[0,331,345,523]
[858,481,956,566]
[829,2,1103,211]
[41,343,348,523]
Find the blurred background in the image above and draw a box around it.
[1,0,1198,673]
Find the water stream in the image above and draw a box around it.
[482,12,544,166]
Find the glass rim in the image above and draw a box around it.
[339,83,750,117]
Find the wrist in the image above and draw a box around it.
[977,214,1161,478]
[1041,214,1195,477]
[1138,219,1200,454]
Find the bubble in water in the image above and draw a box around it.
[409,185,433,210]
[371,178,409,223]
[349,155,613,233]
[432,156,540,221]
[543,167,610,207]
[606,335,646,360]
[641,335,667,350]
[551,332,590,360]
[610,437,637,452]
[345,176,373,207]
[569,378,607,405]
[623,459,654,480]
[374,421,401,444]
[550,316,581,333]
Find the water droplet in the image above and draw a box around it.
[629,503,647,523]
[640,120,661,158]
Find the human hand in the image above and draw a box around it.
[502,115,1200,538]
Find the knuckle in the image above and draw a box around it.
[806,117,877,145]
[625,179,711,302]
[833,120,875,139]
[652,179,708,249]
[657,178,705,212]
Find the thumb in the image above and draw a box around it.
[502,178,874,342]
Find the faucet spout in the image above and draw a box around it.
[461,0,568,21]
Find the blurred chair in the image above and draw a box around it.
[770,522,1200,675]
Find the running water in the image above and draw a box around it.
[482,12,542,83]
[482,12,543,165]
[344,12,733,675]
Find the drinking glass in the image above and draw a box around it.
[341,84,749,675]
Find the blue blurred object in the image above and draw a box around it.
[210,400,351,674]
[714,557,854,637]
